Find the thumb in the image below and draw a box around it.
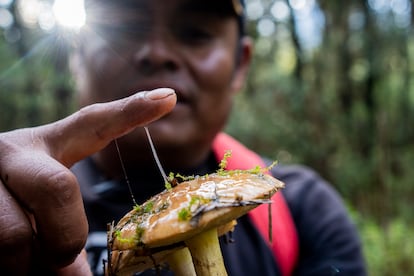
[42,88,176,167]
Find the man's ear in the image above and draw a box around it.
[230,36,253,93]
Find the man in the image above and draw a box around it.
[0,0,366,275]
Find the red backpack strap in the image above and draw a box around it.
[212,133,299,276]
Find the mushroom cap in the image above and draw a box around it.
[111,172,284,249]
[107,220,237,275]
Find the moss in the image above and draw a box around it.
[133,204,142,213]
[178,208,192,221]
[216,150,277,176]
[217,150,232,174]
[135,226,145,245]
[143,201,154,213]
[114,229,137,246]
[178,196,211,221]
[165,181,172,191]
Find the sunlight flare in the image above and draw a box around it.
[53,0,85,29]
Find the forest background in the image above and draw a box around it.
[0,0,413,274]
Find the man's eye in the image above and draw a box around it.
[178,27,213,44]
[96,23,147,40]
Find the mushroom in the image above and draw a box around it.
[106,169,284,275]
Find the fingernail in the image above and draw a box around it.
[145,88,175,100]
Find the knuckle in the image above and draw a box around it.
[35,169,79,207]
[77,104,107,141]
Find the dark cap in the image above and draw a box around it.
[231,0,245,16]
[85,0,247,34]
[86,0,245,18]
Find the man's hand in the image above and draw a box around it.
[0,88,176,275]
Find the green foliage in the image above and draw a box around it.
[350,208,414,275]
[225,1,414,274]
[0,31,75,131]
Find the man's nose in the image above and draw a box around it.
[132,34,179,75]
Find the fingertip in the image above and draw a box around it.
[143,88,176,101]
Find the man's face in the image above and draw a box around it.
[72,0,251,169]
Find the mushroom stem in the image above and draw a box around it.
[165,247,196,276]
[185,228,228,276]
